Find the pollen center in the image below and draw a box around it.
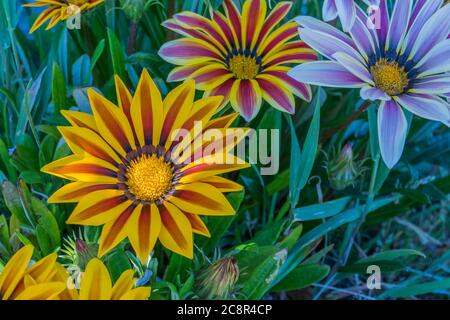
[370,59,409,96]
[125,154,174,202]
[229,55,260,80]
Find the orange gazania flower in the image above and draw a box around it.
[0,245,66,300]
[24,0,104,33]
[159,0,317,121]
[42,69,249,262]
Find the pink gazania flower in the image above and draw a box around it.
[290,0,450,168]
[159,0,317,121]
[323,0,379,32]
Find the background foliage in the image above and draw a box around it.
[0,0,448,300]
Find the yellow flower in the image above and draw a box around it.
[57,258,151,300]
[159,0,317,121]
[0,245,66,300]
[24,0,104,33]
[42,69,249,262]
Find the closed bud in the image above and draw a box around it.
[60,233,98,271]
[196,257,240,299]
[325,142,366,191]
[120,0,146,23]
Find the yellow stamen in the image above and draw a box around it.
[370,59,409,96]
[229,55,260,80]
[125,154,174,202]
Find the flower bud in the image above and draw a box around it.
[60,233,98,271]
[325,142,366,191]
[120,0,146,23]
[196,257,240,299]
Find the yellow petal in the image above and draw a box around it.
[0,245,33,300]
[88,89,135,157]
[66,190,130,226]
[130,69,164,147]
[61,110,98,132]
[128,204,161,264]
[79,258,112,300]
[120,287,151,300]
[159,202,193,259]
[14,282,66,300]
[110,270,134,300]
[48,182,116,204]
[168,183,235,216]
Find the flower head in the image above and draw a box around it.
[0,245,66,300]
[159,0,317,121]
[290,0,450,168]
[42,69,249,263]
[24,0,104,33]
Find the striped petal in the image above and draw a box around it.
[378,100,408,169]
[167,64,206,82]
[259,22,298,58]
[360,85,391,101]
[185,213,210,237]
[29,6,59,34]
[200,176,244,192]
[48,182,116,203]
[98,204,136,257]
[26,253,57,283]
[88,89,135,156]
[263,41,317,67]
[130,69,164,147]
[79,259,112,300]
[66,190,129,226]
[332,52,373,85]
[159,38,223,65]
[41,155,118,183]
[230,79,262,122]
[161,80,195,148]
[322,0,338,21]
[415,39,450,77]
[180,157,249,183]
[242,0,267,51]
[128,204,161,264]
[223,0,242,49]
[58,126,121,165]
[174,12,229,53]
[169,183,235,216]
[257,2,292,45]
[205,78,235,105]
[257,74,295,113]
[114,75,133,125]
[263,66,312,101]
[189,63,233,91]
[411,76,450,95]
[61,110,98,133]
[159,202,193,259]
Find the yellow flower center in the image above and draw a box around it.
[370,59,409,96]
[229,55,260,80]
[125,154,174,202]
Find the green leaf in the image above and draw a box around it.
[52,62,66,113]
[1,181,32,227]
[271,264,330,293]
[251,220,286,246]
[107,28,127,80]
[31,198,61,253]
[90,39,105,73]
[380,278,450,299]
[368,104,379,160]
[294,197,351,221]
[289,88,324,208]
